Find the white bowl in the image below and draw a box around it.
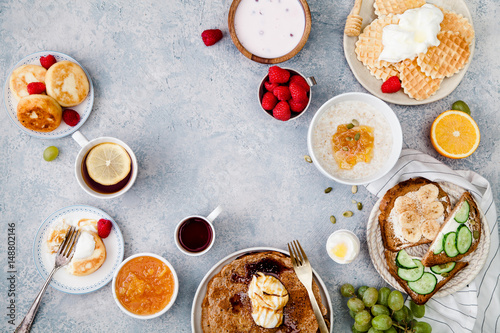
[112,253,179,319]
[307,92,402,185]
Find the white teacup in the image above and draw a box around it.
[174,206,222,256]
[72,131,138,199]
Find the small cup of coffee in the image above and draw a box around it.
[72,130,138,199]
[174,206,222,256]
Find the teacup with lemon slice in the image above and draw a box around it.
[73,131,138,199]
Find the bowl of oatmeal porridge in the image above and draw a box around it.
[307,92,402,185]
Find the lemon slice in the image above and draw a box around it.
[86,143,131,186]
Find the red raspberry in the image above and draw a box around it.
[261,92,278,111]
[201,29,223,46]
[40,55,57,69]
[273,86,291,101]
[381,76,401,93]
[268,66,290,84]
[97,219,112,238]
[289,82,308,103]
[264,81,279,93]
[289,99,308,113]
[289,75,310,92]
[62,109,80,127]
[27,82,46,95]
[273,101,291,121]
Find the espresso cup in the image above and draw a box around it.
[72,130,138,199]
[174,206,222,256]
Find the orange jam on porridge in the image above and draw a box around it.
[332,124,375,169]
[115,256,175,315]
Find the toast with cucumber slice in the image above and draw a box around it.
[421,192,481,266]
[385,250,468,305]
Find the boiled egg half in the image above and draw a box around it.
[326,230,360,264]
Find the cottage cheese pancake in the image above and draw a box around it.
[45,60,89,107]
[16,94,62,132]
[9,64,47,101]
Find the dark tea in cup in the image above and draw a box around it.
[177,217,213,253]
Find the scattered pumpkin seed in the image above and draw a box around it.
[324,187,332,193]
[473,230,480,239]
[352,119,359,127]
[330,215,336,224]
[441,272,450,278]
[351,199,357,204]
[343,211,353,217]
[343,147,349,151]
[470,220,476,225]
[354,133,361,141]
[357,202,363,210]
[304,155,312,163]
[346,123,354,129]
[351,185,358,194]
[346,137,353,141]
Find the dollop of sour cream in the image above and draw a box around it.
[378,4,444,63]
[326,230,360,264]
[73,231,95,260]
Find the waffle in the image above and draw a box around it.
[368,63,400,81]
[417,31,470,79]
[355,14,400,69]
[374,0,425,17]
[440,10,475,44]
[398,59,443,101]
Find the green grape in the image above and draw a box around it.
[341,283,356,297]
[355,309,372,327]
[410,300,425,318]
[371,304,390,317]
[43,146,59,161]
[358,286,369,299]
[409,319,418,329]
[350,309,356,319]
[392,307,408,325]
[352,325,363,333]
[387,290,404,311]
[384,327,397,333]
[368,327,382,333]
[363,287,379,308]
[353,322,371,332]
[377,287,391,306]
[452,100,471,115]
[414,321,432,333]
[371,314,392,331]
[348,297,366,313]
[405,306,414,323]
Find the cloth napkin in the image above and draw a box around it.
[365,149,499,333]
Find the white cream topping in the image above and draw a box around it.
[248,272,289,328]
[73,231,95,260]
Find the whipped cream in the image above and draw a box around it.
[247,272,289,328]
[326,230,360,264]
[73,231,95,260]
[379,4,443,62]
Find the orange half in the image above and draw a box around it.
[430,110,480,159]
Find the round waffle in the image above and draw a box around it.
[440,9,475,44]
[367,63,400,81]
[374,0,425,17]
[398,59,443,101]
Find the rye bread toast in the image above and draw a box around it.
[379,178,451,251]
[385,250,468,305]
[421,192,481,267]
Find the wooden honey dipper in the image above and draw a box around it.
[344,0,363,37]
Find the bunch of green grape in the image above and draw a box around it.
[340,284,432,333]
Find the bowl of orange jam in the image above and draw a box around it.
[112,253,179,319]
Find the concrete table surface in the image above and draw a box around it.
[0,0,498,332]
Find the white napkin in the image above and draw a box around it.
[365,149,499,333]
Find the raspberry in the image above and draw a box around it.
[289,82,308,103]
[268,66,290,84]
[201,29,223,46]
[97,219,112,239]
[62,109,80,127]
[273,86,291,101]
[381,76,401,93]
[40,55,57,69]
[289,99,308,113]
[27,82,46,95]
[273,101,291,121]
[289,75,310,92]
[261,92,278,111]
[264,81,279,93]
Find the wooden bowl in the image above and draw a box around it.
[228,0,312,64]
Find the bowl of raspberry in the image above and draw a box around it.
[258,66,316,122]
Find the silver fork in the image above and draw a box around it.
[15,226,81,333]
[288,240,329,333]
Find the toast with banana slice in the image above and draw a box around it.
[379,178,452,252]
[421,192,481,266]
[385,250,468,305]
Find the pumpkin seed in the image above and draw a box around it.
[346,123,354,129]
[343,147,349,151]
[352,119,359,127]
[343,211,353,217]
[346,137,353,141]
[304,155,312,163]
[357,202,363,210]
[441,272,450,278]
[470,220,476,225]
[351,199,357,204]
[330,216,336,224]
[473,230,480,239]
[324,187,332,193]
[351,185,358,194]
[354,133,361,141]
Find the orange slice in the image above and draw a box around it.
[430,110,480,159]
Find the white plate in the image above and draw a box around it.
[4,51,94,139]
[367,181,491,297]
[191,247,334,333]
[343,0,475,105]
[33,205,124,294]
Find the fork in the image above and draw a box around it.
[15,226,81,333]
[288,240,329,333]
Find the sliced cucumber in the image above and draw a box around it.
[433,234,444,254]
[444,232,459,257]
[408,272,437,295]
[456,224,472,254]
[397,259,424,282]
[396,249,418,269]
[430,262,456,274]
[454,200,470,223]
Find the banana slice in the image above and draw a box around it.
[394,196,417,214]
[399,210,421,228]
[402,226,422,243]
[416,184,439,204]
[422,201,445,219]
[421,219,440,240]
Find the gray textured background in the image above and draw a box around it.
[1,0,498,332]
